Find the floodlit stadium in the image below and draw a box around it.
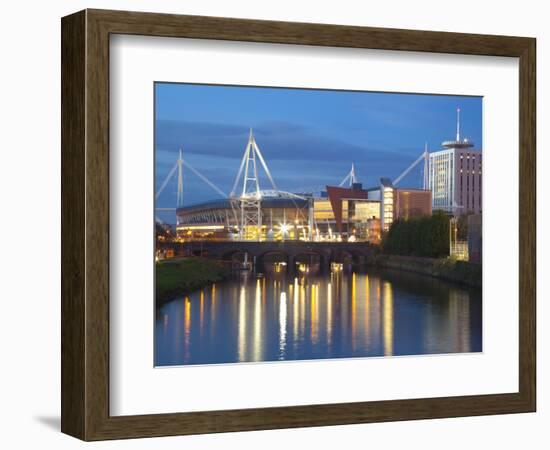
[176,192,311,242]
[157,129,432,243]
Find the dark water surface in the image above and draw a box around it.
[155,267,482,366]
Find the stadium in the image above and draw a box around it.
[164,130,432,244]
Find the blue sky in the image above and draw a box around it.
[155,82,482,220]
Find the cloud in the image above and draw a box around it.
[155,119,416,164]
[154,119,426,206]
[254,121,309,136]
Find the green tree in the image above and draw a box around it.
[382,211,450,258]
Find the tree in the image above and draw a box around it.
[383,211,450,258]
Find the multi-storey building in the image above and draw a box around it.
[429,109,482,215]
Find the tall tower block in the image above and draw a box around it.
[428,108,482,214]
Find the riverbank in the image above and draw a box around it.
[373,254,482,288]
[156,257,231,304]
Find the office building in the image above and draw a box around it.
[429,109,482,214]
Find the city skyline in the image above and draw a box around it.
[155,83,482,220]
[154,82,484,367]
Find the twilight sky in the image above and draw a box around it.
[155,82,482,220]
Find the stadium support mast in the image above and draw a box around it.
[230,129,278,240]
[422,142,429,190]
[156,147,227,225]
[176,148,184,208]
[394,145,431,187]
[393,152,423,186]
[240,130,262,240]
[339,163,358,187]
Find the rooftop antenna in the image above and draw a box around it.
[456,107,461,142]
[442,107,473,149]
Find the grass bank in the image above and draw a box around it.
[156,257,231,304]
[374,254,481,289]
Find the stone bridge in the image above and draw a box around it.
[157,240,377,271]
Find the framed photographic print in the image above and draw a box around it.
[61,9,536,440]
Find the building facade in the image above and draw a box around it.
[394,187,433,220]
[368,178,432,232]
[174,180,432,243]
[428,110,482,215]
[429,147,482,214]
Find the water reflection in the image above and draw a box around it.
[383,282,393,356]
[253,279,263,362]
[156,266,482,366]
[238,286,246,362]
[279,292,287,359]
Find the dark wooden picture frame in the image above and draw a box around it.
[61,9,536,441]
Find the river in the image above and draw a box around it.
[155,266,482,366]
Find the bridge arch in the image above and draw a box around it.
[292,251,326,275]
[257,251,289,274]
[222,250,248,262]
[332,249,356,265]
[168,241,376,269]
[259,250,288,264]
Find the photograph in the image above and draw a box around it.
[0,0,541,444]
[154,83,483,367]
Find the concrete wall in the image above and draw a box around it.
[375,254,482,288]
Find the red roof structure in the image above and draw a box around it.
[326,185,369,233]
